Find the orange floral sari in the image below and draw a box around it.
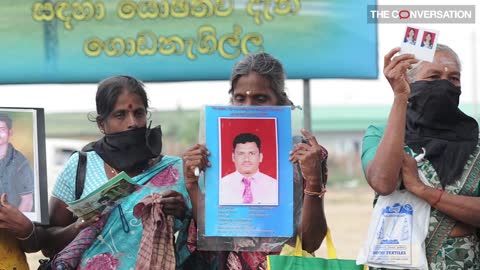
[0,230,29,270]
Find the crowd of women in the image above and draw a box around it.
[1,42,479,270]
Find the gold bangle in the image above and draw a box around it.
[304,188,326,198]
[16,220,35,241]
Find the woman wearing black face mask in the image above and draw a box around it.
[362,44,480,269]
[44,75,190,270]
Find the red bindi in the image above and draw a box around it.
[128,104,133,109]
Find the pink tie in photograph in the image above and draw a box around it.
[242,177,254,203]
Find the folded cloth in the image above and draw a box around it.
[51,215,109,270]
[133,193,175,270]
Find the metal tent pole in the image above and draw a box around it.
[303,79,312,131]
[473,31,478,120]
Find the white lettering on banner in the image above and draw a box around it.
[407,10,472,19]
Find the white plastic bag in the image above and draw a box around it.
[357,189,430,270]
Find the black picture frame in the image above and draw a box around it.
[0,107,48,224]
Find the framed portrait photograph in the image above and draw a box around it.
[203,106,293,238]
[0,107,48,223]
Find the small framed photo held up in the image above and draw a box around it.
[0,107,48,223]
[400,25,439,62]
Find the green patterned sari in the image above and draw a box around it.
[420,142,480,270]
[375,143,480,270]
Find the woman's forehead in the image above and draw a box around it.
[433,53,458,66]
[234,73,273,93]
[114,91,144,107]
[419,52,460,73]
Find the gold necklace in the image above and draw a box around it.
[107,163,118,176]
[106,157,157,176]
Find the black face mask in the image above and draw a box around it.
[405,80,478,187]
[90,125,163,173]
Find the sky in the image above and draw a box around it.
[0,0,478,114]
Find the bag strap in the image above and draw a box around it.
[291,228,338,258]
[293,235,303,256]
[39,151,87,266]
[270,229,368,270]
[325,228,337,259]
[75,151,87,200]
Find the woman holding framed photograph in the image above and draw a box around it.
[0,112,47,270]
[178,52,329,270]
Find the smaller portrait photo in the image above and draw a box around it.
[421,31,436,49]
[403,27,419,45]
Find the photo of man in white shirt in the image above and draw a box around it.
[219,133,278,205]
